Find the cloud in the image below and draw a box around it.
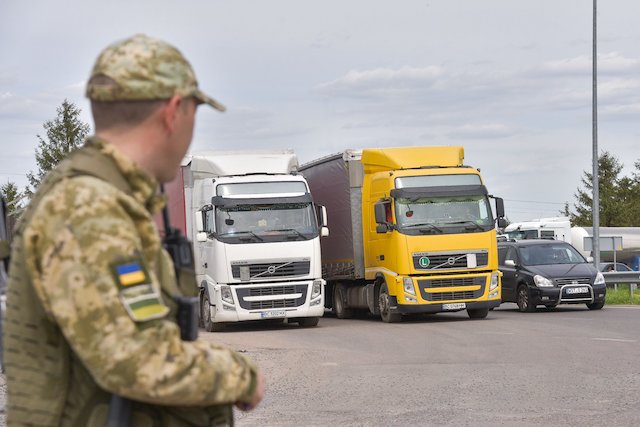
[537,52,640,76]
[316,66,445,98]
[446,124,519,139]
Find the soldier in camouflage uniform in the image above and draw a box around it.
[3,34,264,426]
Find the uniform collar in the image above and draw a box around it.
[84,136,167,213]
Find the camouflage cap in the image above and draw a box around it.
[86,34,225,111]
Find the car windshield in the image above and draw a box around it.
[395,195,493,234]
[519,244,585,266]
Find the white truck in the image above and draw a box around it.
[163,150,328,331]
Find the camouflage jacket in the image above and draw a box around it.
[4,137,257,426]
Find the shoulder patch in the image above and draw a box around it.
[111,259,169,322]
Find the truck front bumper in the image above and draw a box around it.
[393,298,501,314]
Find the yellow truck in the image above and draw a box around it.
[299,146,506,322]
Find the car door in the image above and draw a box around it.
[500,246,520,302]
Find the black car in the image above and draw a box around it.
[498,240,606,312]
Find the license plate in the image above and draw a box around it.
[260,310,286,318]
[442,302,466,310]
[566,286,589,294]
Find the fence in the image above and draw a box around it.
[603,271,640,299]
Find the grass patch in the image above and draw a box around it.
[606,284,640,305]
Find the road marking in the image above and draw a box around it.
[478,332,515,335]
[591,338,636,343]
[603,305,640,310]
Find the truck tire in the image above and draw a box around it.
[379,282,401,323]
[333,283,354,319]
[297,317,320,327]
[467,308,489,319]
[201,293,224,332]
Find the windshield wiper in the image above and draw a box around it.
[446,220,485,231]
[403,223,443,233]
[220,231,264,242]
[265,228,307,240]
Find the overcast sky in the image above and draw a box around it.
[1,0,639,221]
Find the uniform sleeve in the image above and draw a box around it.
[25,177,257,406]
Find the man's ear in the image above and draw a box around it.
[162,95,183,133]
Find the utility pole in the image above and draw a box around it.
[592,0,600,267]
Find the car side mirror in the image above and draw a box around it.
[321,226,329,237]
[504,259,516,267]
[586,256,594,263]
[196,232,208,242]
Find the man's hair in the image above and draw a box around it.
[89,75,167,131]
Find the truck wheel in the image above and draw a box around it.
[379,282,401,323]
[467,308,489,319]
[586,301,605,310]
[201,293,223,332]
[297,317,320,327]
[516,285,536,313]
[333,283,353,319]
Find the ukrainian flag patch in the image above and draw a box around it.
[111,259,169,322]
[115,261,148,286]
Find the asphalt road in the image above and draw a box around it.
[1,304,639,426]
[209,304,640,427]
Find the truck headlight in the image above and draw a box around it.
[311,279,322,299]
[594,272,605,285]
[403,277,416,295]
[220,285,234,304]
[489,273,499,291]
[533,275,553,287]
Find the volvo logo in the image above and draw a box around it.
[267,265,277,274]
[447,257,456,265]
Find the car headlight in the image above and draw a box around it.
[311,279,323,299]
[489,272,499,291]
[594,272,605,285]
[403,277,416,295]
[220,285,234,304]
[533,275,553,287]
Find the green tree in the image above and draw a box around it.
[617,160,640,226]
[1,181,23,218]
[566,151,639,227]
[25,99,91,197]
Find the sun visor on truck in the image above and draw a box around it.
[390,184,488,199]
[211,193,313,208]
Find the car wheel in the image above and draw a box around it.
[516,285,536,313]
[297,317,320,327]
[379,282,401,323]
[467,308,489,319]
[586,301,605,310]
[333,283,353,319]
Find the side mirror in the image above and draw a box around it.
[196,232,208,242]
[495,197,505,219]
[321,226,329,237]
[374,202,386,225]
[376,224,389,234]
[504,259,516,267]
[497,218,507,229]
[195,210,205,233]
[586,256,594,263]
[320,205,328,227]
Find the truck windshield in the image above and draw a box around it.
[215,202,318,243]
[395,195,494,235]
[505,230,539,240]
